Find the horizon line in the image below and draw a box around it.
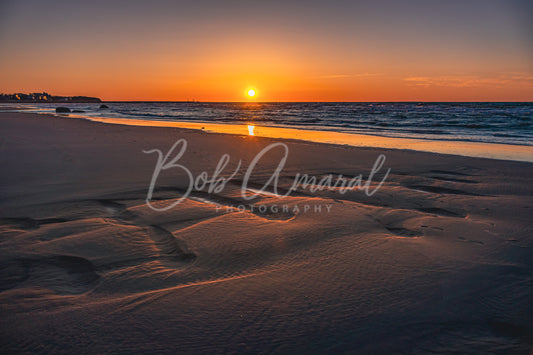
[99,100,533,103]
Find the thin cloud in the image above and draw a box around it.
[316,73,383,79]
[319,74,352,79]
[404,74,533,88]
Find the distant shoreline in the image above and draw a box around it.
[0,92,101,103]
[0,100,102,104]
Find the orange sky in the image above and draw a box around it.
[1,1,532,101]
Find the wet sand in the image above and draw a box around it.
[1,112,532,353]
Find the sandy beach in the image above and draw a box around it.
[0,112,531,353]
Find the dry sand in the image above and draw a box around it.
[1,112,532,353]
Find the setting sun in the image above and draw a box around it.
[247,89,256,98]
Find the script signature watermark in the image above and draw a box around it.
[143,139,391,212]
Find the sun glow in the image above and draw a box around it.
[247,89,256,98]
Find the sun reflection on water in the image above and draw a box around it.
[248,125,255,136]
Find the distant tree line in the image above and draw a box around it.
[0,92,101,102]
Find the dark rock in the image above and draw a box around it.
[70,96,101,103]
[56,107,71,113]
[99,104,109,109]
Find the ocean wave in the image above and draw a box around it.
[8,101,533,146]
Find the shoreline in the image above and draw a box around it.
[77,113,533,163]
[2,104,533,162]
[2,106,525,163]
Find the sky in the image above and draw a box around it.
[0,0,532,101]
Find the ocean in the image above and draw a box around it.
[4,102,533,146]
